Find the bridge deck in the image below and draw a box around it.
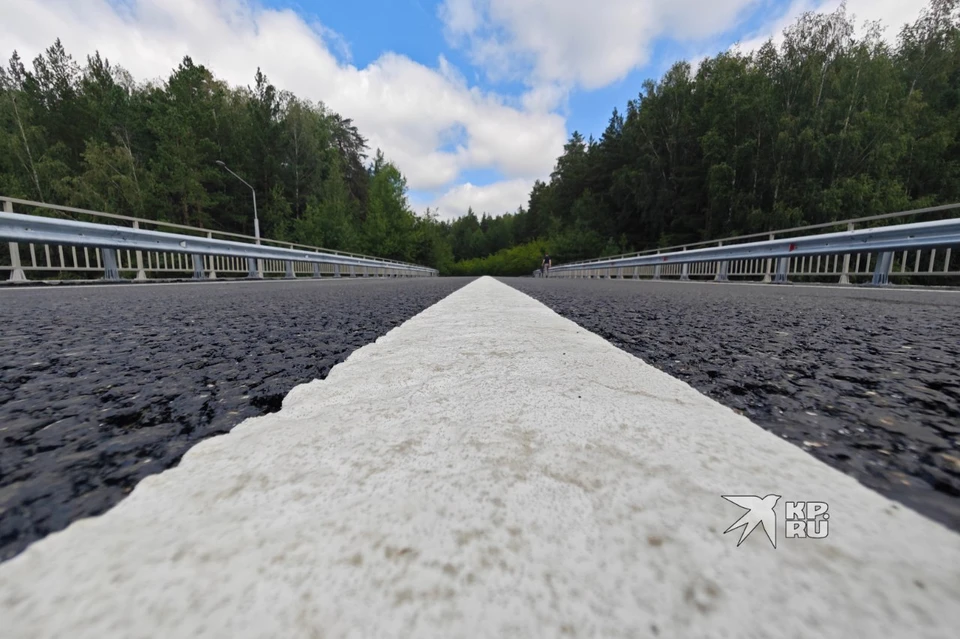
[2,276,958,638]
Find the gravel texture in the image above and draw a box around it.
[503,277,960,532]
[0,277,472,562]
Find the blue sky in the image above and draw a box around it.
[7,0,927,219]
[255,0,803,212]
[267,0,791,151]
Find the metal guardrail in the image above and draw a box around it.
[548,204,960,285]
[0,197,438,282]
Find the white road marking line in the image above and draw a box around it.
[1,276,957,638]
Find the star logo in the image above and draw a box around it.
[722,494,781,548]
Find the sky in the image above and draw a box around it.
[1,0,931,220]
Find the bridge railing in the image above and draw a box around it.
[0,197,438,282]
[548,203,960,285]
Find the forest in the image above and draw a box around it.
[1,0,958,276]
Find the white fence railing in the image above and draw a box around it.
[0,197,437,282]
[548,204,960,285]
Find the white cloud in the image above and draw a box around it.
[520,83,568,113]
[422,179,536,221]
[439,0,483,34]
[1,0,567,210]
[440,0,764,90]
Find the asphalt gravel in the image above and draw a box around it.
[0,277,473,562]
[503,277,960,533]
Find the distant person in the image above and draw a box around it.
[541,253,552,277]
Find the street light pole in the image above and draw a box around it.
[216,160,260,244]
[216,160,262,278]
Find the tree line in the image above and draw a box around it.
[2,0,958,276]
[0,43,454,271]
[450,0,960,274]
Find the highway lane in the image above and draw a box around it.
[504,278,960,532]
[0,277,474,561]
[4,277,957,638]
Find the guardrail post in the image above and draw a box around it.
[334,264,341,278]
[871,251,894,286]
[205,232,216,279]
[101,248,121,281]
[192,254,205,280]
[284,260,295,279]
[773,257,790,284]
[313,263,321,278]
[5,240,26,282]
[762,234,774,282]
[653,264,661,280]
[680,263,689,280]
[839,223,855,284]
[3,200,28,282]
[350,265,356,278]
[714,241,729,281]
[128,221,148,280]
[246,258,258,279]
[616,266,623,279]
[715,260,729,282]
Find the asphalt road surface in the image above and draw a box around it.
[504,277,960,532]
[0,277,473,561]
[4,275,958,563]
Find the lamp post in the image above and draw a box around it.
[216,160,262,278]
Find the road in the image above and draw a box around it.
[0,278,473,561]
[506,277,960,531]
[3,275,958,565]
[3,277,958,638]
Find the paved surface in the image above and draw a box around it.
[0,277,472,561]
[2,277,957,639]
[505,278,960,532]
